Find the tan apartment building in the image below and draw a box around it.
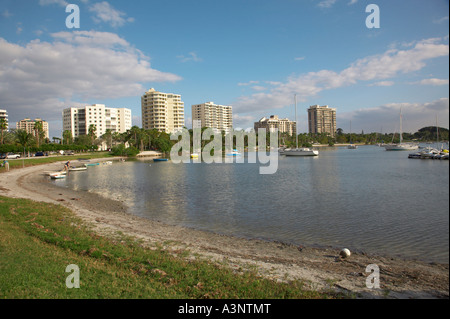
[0,109,8,130]
[254,115,296,136]
[308,105,337,137]
[62,104,132,139]
[141,88,185,133]
[192,102,233,133]
[16,118,49,139]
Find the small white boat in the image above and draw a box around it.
[384,108,418,151]
[69,166,87,171]
[384,143,419,151]
[50,173,66,179]
[281,95,319,157]
[282,148,319,156]
[226,149,241,156]
[46,170,67,176]
[102,161,113,165]
[347,121,358,149]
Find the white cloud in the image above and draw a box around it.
[0,31,181,125]
[368,81,395,87]
[294,56,305,61]
[39,0,69,7]
[251,86,267,91]
[89,1,133,28]
[348,0,358,5]
[433,16,449,24]
[238,80,259,86]
[2,9,13,18]
[232,37,449,114]
[417,78,449,86]
[341,98,449,133]
[318,0,337,8]
[177,52,202,63]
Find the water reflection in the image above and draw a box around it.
[54,146,449,263]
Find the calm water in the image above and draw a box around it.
[55,145,449,263]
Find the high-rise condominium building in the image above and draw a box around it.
[62,104,132,139]
[192,102,233,133]
[141,88,185,133]
[0,109,8,130]
[254,115,296,136]
[308,105,337,137]
[16,118,49,139]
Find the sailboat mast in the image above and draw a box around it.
[436,115,439,148]
[399,107,403,144]
[295,94,298,149]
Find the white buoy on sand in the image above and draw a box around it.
[340,248,351,258]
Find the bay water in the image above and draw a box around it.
[56,145,449,264]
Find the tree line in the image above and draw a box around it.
[1,118,448,156]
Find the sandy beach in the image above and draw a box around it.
[1,158,448,299]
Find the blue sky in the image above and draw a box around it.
[0,0,448,138]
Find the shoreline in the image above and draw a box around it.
[1,159,448,299]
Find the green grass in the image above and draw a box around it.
[2,152,114,169]
[0,152,113,172]
[0,196,342,299]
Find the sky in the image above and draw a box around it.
[0,0,448,139]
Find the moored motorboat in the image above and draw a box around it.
[153,158,168,162]
[50,173,66,179]
[84,163,100,166]
[69,166,87,171]
[225,149,241,156]
[282,148,319,156]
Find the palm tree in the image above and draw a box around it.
[33,121,43,148]
[16,129,33,157]
[102,129,113,149]
[0,118,7,145]
[88,125,97,145]
[63,130,73,145]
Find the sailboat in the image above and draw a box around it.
[384,108,418,151]
[281,95,319,156]
[347,120,358,149]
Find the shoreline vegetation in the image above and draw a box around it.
[0,157,448,299]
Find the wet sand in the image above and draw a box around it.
[1,159,448,299]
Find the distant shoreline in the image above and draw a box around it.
[1,160,448,299]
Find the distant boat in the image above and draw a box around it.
[384,108,418,151]
[347,120,358,149]
[153,158,168,162]
[84,163,100,166]
[190,153,199,159]
[226,149,241,156]
[282,148,319,156]
[69,166,87,171]
[46,170,67,176]
[281,95,319,157]
[102,161,113,165]
[50,173,66,179]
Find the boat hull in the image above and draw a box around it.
[384,144,418,151]
[282,148,319,156]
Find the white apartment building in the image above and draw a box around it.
[16,118,49,139]
[192,102,233,133]
[0,109,8,130]
[62,104,132,139]
[141,88,185,133]
[254,115,296,136]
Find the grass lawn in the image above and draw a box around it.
[0,196,342,299]
[0,152,113,172]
